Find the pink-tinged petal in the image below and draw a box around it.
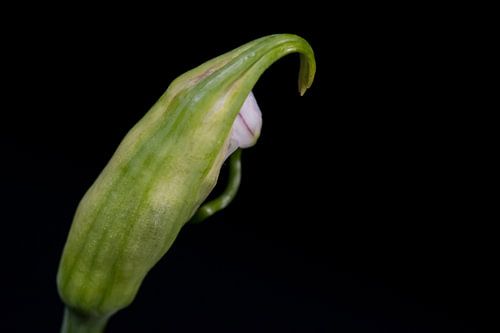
[226,91,262,158]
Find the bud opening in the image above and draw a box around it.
[226,91,262,158]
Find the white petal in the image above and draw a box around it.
[226,91,262,158]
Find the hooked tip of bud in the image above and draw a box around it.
[298,52,316,96]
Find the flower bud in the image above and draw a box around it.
[57,34,315,332]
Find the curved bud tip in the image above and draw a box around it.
[298,40,316,96]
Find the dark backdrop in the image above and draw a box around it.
[1,6,493,333]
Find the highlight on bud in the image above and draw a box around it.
[57,34,315,333]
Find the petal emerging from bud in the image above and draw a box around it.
[226,91,262,158]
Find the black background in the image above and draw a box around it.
[1,5,494,333]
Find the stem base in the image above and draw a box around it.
[61,308,109,333]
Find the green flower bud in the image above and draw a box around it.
[57,34,315,332]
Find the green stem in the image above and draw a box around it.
[61,307,109,333]
[191,149,242,223]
